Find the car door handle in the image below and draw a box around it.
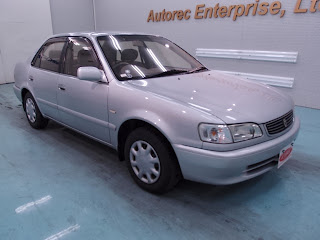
[28,76,34,81]
[58,84,66,91]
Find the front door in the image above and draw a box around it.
[57,37,110,143]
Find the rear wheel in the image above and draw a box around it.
[24,92,48,129]
[124,127,181,194]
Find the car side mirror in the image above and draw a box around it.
[77,67,102,81]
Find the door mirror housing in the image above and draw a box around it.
[77,67,103,81]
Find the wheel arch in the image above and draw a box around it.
[21,88,31,111]
[117,119,180,170]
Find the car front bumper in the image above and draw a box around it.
[173,117,300,185]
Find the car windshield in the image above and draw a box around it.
[97,35,207,80]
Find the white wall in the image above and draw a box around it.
[93,0,320,109]
[49,0,95,34]
[0,0,53,84]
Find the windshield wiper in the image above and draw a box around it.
[147,69,189,79]
[187,66,208,74]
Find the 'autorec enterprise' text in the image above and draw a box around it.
[147,0,318,22]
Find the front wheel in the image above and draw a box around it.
[124,127,181,194]
[24,92,48,129]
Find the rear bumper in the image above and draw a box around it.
[173,117,300,185]
[13,84,22,102]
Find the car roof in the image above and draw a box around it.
[51,32,159,39]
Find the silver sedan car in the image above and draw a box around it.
[14,32,300,193]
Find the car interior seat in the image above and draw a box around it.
[121,49,138,63]
[78,49,95,67]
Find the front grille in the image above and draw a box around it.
[265,110,293,135]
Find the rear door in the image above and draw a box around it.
[29,38,67,120]
[57,37,110,143]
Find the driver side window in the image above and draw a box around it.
[64,37,102,77]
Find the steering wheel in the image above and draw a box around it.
[113,62,129,74]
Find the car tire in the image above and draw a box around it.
[24,92,48,129]
[124,127,181,194]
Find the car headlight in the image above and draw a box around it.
[228,123,262,142]
[198,123,262,144]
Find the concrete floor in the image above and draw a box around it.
[0,83,319,240]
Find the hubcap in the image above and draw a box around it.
[26,98,36,123]
[130,140,160,184]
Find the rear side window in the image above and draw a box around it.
[64,37,102,77]
[33,40,65,73]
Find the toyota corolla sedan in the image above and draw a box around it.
[13,32,300,193]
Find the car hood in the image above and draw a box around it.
[126,70,293,124]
